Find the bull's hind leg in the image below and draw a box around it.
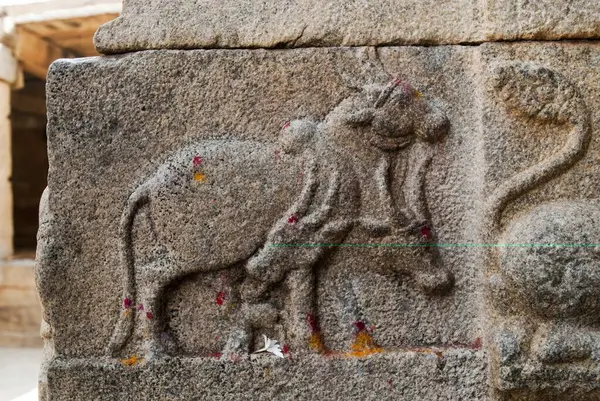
[136,258,178,358]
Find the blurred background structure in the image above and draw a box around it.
[0,0,120,351]
[0,4,121,398]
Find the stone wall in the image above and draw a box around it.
[39,2,600,400]
[95,0,600,51]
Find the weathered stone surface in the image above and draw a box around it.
[41,41,600,400]
[93,0,600,54]
[42,46,485,399]
[480,42,600,399]
[94,0,482,53]
[485,0,600,42]
[46,352,487,400]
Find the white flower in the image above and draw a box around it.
[254,334,284,358]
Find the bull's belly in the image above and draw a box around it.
[146,140,305,268]
[326,226,426,274]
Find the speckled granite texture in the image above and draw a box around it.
[40,12,600,401]
[94,0,600,53]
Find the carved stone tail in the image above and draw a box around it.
[484,65,591,241]
[485,120,590,240]
[106,186,149,356]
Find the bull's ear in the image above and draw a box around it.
[345,108,375,126]
[415,104,449,142]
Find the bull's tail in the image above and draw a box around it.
[106,185,150,357]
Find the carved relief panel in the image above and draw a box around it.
[40,47,487,399]
[39,43,600,400]
[481,43,600,400]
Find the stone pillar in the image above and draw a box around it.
[0,44,18,260]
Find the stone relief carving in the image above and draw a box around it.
[484,63,597,382]
[106,80,453,359]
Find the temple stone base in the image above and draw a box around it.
[43,351,487,401]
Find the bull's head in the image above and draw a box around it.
[328,80,449,151]
[277,80,448,156]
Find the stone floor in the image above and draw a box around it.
[7,390,36,401]
[0,347,42,401]
[0,257,42,348]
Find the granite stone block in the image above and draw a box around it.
[40,42,600,400]
[93,0,600,53]
[42,46,485,400]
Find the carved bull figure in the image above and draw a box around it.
[107,80,453,358]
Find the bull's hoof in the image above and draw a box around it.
[223,328,251,357]
[145,339,169,360]
[414,269,454,295]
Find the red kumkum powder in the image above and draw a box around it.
[123,297,133,309]
[420,225,432,241]
[216,291,226,306]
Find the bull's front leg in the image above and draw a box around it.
[246,167,341,284]
[240,268,321,355]
[285,267,316,353]
[229,183,322,357]
[244,169,352,353]
[244,219,353,354]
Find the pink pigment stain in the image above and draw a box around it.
[471,337,483,350]
[216,291,226,306]
[282,121,291,130]
[146,312,154,320]
[353,321,366,332]
[209,352,223,359]
[283,344,291,355]
[123,298,133,309]
[420,225,432,241]
[138,304,144,311]
[193,156,204,167]
[306,313,319,333]
[393,78,417,96]
[288,214,299,224]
